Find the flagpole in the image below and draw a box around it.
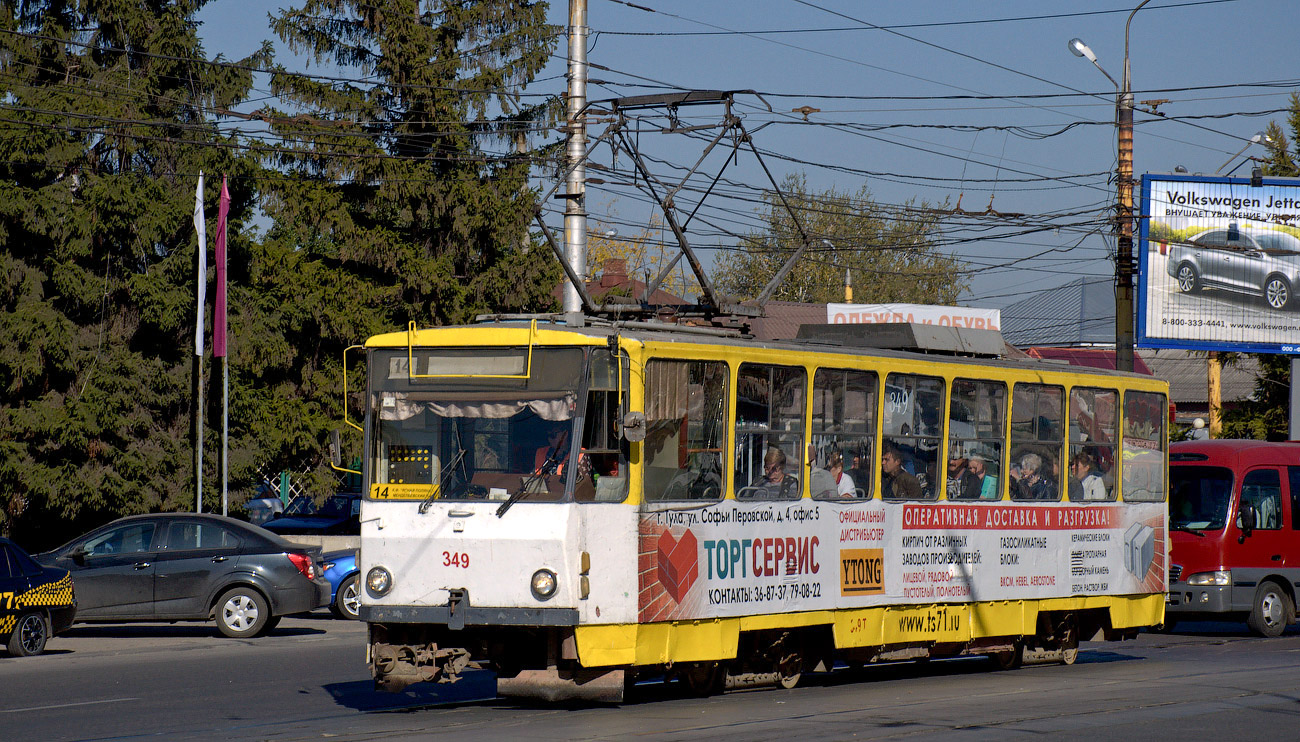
[194,172,207,514]
[222,360,229,516]
[215,176,230,517]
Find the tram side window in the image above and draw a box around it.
[1121,391,1167,502]
[882,374,943,500]
[579,349,629,502]
[736,364,807,500]
[810,368,877,499]
[1010,383,1064,501]
[1068,387,1118,502]
[643,360,728,502]
[947,379,1005,501]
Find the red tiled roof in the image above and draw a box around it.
[1025,347,1153,375]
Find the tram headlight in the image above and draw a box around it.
[531,569,558,601]
[366,566,393,596]
[1186,570,1230,586]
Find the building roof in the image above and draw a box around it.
[747,300,830,341]
[1139,348,1259,406]
[553,258,689,307]
[1025,347,1153,375]
[1000,277,1114,347]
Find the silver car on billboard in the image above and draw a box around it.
[1166,224,1300,310]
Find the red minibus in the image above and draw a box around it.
[1166,439,1300,636]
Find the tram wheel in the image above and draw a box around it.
[1059,616,1079,666]
[776,652,803,689]
[989,641,1023,671]
[681,663,726,697]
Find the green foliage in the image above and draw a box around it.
[242,0,561,500]
[0,0,267,545]
[1220,354,1291,440]
[2,1,567,546]
[714,174,967,304]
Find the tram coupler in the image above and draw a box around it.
[371,641,476,692]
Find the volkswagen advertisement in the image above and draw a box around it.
[1139,173,1300,353]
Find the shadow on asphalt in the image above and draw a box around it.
[1146,620,1300,638]
[63,624,327,639]
[323,670,498,711]
[316,649,1147,712]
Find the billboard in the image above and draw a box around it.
[827,303,1000,331]
[1139,173,1300,353]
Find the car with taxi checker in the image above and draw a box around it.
[1,536,76,657]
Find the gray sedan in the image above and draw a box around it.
[1166,225,1300,310]
[36,513,329,638]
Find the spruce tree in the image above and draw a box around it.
[261,0,561,326]
[0,1,264,543]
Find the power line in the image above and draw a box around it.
[596,0,1238,36]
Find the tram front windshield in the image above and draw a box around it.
[370,348,584,502]
[1169,465,1233,532]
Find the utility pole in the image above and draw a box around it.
[1071,2,1148,374]
[1115,0,1149,374]
[1207,352,1222,437]
[562,0,588,323]
[1115,49,1135,373]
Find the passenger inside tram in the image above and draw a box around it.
[745,446,800,499]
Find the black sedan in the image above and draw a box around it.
[35,513,329,638]
[1,537,76,656]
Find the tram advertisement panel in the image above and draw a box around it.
[637,501,1166,622]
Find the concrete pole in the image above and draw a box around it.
[1115,83,1134,374]
[1115,0,1149,374]
[562,0,588,320]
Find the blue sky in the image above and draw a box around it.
[196,0,1300,308]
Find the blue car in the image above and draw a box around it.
[262,493,361,536]
[322,549,359,620]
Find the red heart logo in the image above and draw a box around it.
[656,528,699,603]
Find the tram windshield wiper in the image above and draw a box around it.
[419,446,466,514]
[496,449,563,518]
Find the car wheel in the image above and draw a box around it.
[332,574,361,620]
[216,587,270,638]
[6,611,48,657]
[1265,276,1292,310]
[258,615,282,637]
[1247,580,1293,638]
[1175,263,1200,293]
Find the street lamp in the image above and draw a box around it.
[1215,131,1270,175]
[1068,0,1149,374]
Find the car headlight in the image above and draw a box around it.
[531,569,557,601]
[1186,570,1230,586]
[366,566,393,596]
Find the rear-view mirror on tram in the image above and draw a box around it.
[329,429,343,468]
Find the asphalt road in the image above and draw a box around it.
[4,614,1300,741]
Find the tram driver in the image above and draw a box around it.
[534,424,571,476]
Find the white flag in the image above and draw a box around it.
[194,171,206,356]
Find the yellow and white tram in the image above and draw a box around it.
[354,319,1168,701]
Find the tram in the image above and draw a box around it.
[352,317,1168,701]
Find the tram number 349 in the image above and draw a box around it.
[442,551,470,568]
